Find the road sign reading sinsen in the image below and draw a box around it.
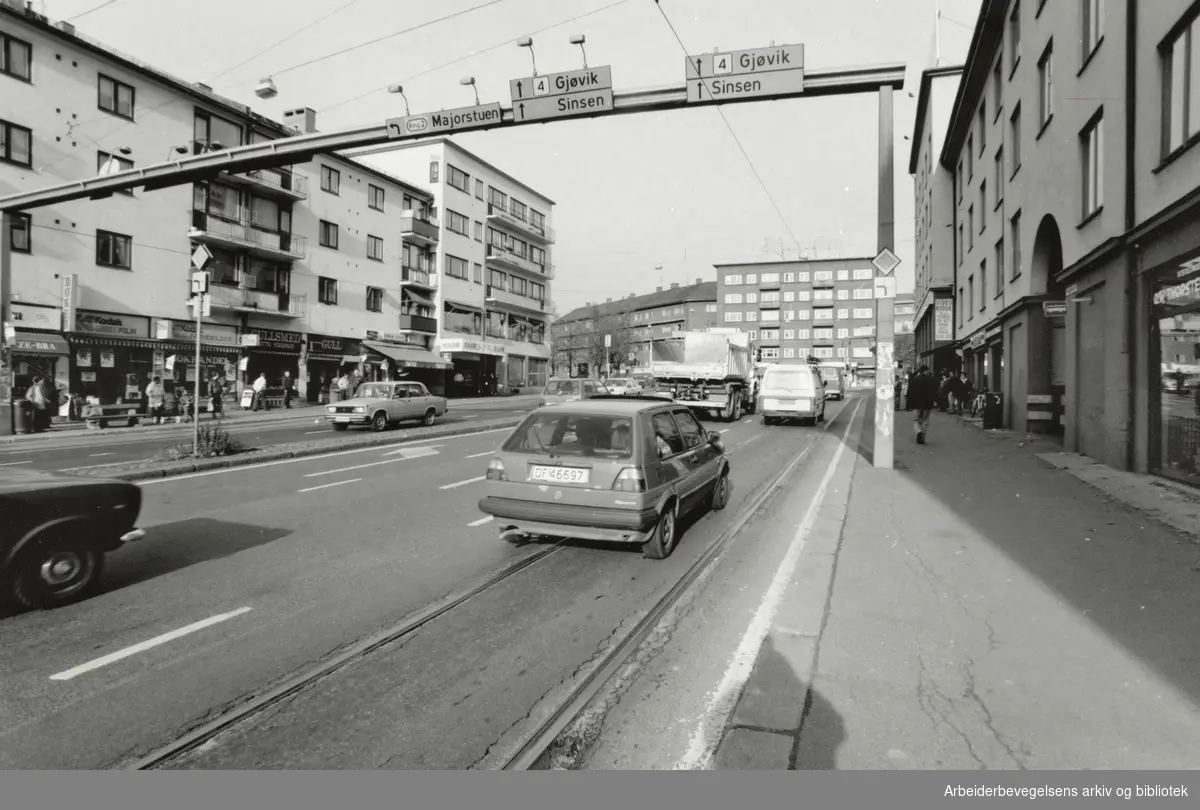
[509,66,614,122]
[386,103,503,138]
[685,44,804,103]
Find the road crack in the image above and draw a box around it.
[962,658,1026,769]
[915,653,987,769]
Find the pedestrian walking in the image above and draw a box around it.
[178,389,194,423]
[336,373,350,402]
[907,365,939,445]
[208,375,225,420]
[25,376,52,432]
[251,372,268,411]
[959,372,975,416]
[282,371,295,409]
[146,375,166,424]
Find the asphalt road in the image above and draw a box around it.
[0,401,535,473]
[0,397,858,769]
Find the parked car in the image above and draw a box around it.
[1,469,146,610]
[325,381,447,431]
[604,378,634,395]
[476,395,732,559]
[818,365,846,400]
[758,363,827,426]
[538,378,611,407]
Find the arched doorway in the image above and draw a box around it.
[1030,215,1067,435]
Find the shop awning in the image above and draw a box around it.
[363,341,452,370]
[12,331,69,355]
[403,289,435,308]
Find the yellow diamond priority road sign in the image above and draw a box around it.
[871,247,901,276]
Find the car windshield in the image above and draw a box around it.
[357,383,395,399]
[543,380,579,396]
[765,370,814,392]
[503,412,635,459]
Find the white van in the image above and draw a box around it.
[759,364,827,426]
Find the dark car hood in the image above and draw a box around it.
[0,468,135,494]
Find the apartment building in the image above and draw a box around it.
[937,0,1200,485]
[714,259,880,367]
[552,281,718,376]
[350,139,554,396]
[909,65,965,376]
[0,1,442,410]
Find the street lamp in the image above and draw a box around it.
[569,34,588,68]
[387,84,410,116]
[517,37,537,75]
[460,76,480,106]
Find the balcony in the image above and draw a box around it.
[486,284,546,314]
[219,167,308,201]
[190,211,307,261]
[486,203,556,244]
[759,276,782,290]
[399,313,438,333]
[399,210,440,246]
[485,242,555,279]
[401,265,438,290]
[208,284,306,318]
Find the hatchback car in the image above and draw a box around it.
[758,363,827,425]
[326,381,448,431]
[476,396,732,559]
[538,378,611,407]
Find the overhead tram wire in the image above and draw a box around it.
[651,0,802,254]
[68,0,125,21]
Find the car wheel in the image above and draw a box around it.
[11,534,105,610]
[642,504,678,560]
[332,423,349,432]
[709,468,731,511]
[423,408,437,427]
[729,396,742,422]
[371,412,389,432]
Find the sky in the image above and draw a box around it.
[41,0,980,315]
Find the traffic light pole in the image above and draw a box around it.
[0,210,12,436]
[873,86,896,470]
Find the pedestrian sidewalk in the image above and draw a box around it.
[715,403,1200,770]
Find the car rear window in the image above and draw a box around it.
[543,381,578,396]
[764,370,815,392]
[503,412,635,459]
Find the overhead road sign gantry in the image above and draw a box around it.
[0,63,902,214]
[685,43,805,104]
[509,66,614,122]
[386,102,503,138]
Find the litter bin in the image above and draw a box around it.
[13,398,35,435]
[982,392,1004,430]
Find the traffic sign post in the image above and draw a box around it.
[685,44,804,104]
[509,66,614,122]
[189,246,211,455]
[386,103,503,139]
[873,87,897,470]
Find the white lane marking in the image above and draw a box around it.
[465,450,495,458]
[382,444,443,457]
[49,607,254,682]
[440,475,486,490]
[298,478,362,493]
[676,399,861,771]
[0,460,32,466]
[468,515,494,527]
[304,446,441,477]
[88,452,115,457]
[137,428,514,486]
[718,429,729,434]
[741,418,752,424]
[304,430,327,435]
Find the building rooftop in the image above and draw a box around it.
[556,281,717,324]
[908,65,965,175]
[938,0,1006,169]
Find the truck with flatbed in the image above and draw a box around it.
[647,330,754,421]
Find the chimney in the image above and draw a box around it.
[283,107,318,135]
[670,283,679,289]
[194,82,213,93]
[54,21,75,35]
[606,297,612,303]
[695,277,702,285]
[656,286,663,293]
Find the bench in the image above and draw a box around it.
[84,404,144,429]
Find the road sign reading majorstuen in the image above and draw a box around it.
[386,103,504,138]
[509,66,614,122]
[685,44,804,104]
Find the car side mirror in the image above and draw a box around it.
[707,430,723,444]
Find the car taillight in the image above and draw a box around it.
[613,467,647,492]
[486,458,508,481]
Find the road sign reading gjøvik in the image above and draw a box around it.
[685,44,804,104]
[386,103,503,138]
[509,66,614,122]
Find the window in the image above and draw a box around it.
[1011,209,1023,280]
[853,268,872,280]
[746,292,758,304]
[98,74,135,119]
[968,206,975,249]
[784,272,795,282]
[706,303,717,312]
[979,182,987,231]
[510,199,528,222]
[320,277,338,305]
[1009,1,1022,74]
[968,276,975,320]
[761,348,781,360]
[837,270,850,281]
[194,110,243,152]
[994,147,1004,206]
[761,310,780,323]
[1,33,32,81]
[783,348,796,359]
[853,288,873,300]
[366,287,383,312]
[475,178,485,199]
[784,310,796,321]
[0,119,32,167]
[8,212,30,253]
[1083,0,1103,62]
[760,329,780,341]
[429,162,439,183]
[1011,104,1022,174]
[489,187,508,210]
[783,329,795,340]
[724,311,744,323]
[797,310,811,321]
[814,309,834,322]
[724,293,743,304]
[967,135,974,178]
[446,209,469,236]
[368,235,384,261]
[994,237,1005,294]
[761,272,780,284]
[992,58,1003,115]
[725,274,743,285]
[836,308,849,320]
[797,271,810,282]
[797,290,812,301]
[746,311,758,322]
[814,270,833,282]
[98,151,134,194]
[837,289,850,300]
[814,328,834,340]
[978,103,986,153]
[447,164,470,193]
[474,262,483,283]
[837,328,849,339]
[1163,13,1200,155]
[445,254,469,279]
[957,160,964,201]
[813,347,834,359]
[746,273,758,284]
[783,291,796,302]
[321,166,340,194]
[319,220,338,249]
[1038,42,1054,128]
[473,221,484,241]
[369,184,385,210]
[814,289,834,301]
[96,230,131,269]
[980,259,987,309]
[958,223,964,264]
[1081,110,1104,218]
[797,329,811,340]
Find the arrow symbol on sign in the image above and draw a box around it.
[696,58,702,75]
[516,81,523,98]
[518,102,525,119]
[382,445,442,458]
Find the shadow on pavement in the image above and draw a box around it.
[100,518,291,594]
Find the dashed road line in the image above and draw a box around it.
[466,450,496,458]
[440,475,486,490]
[298,478,362,493]
[468,515,495,527]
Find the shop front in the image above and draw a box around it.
[303,333,365,404]
[915,293,958,377]
[364,335,452,393]
[436,337,505,397]
[242,327,303,401]
[10,303,70,411]
[67,310,155,407]
[151,318,240,402]
[1149,257,1200,485]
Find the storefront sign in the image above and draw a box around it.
[305,334,362,358]
[1043,301,1068,317]
[100,351,115,368]
[154,318,239,346]
[986,325,1002,340]
[61,275,77,332]
[74,310,150,339]
[968,331,986,350]
[11,303,63,330]
[239,334,260,347]
[77,350,92,367]
[1065,284,1079,299]
[934,299,953,341]
[437,338,506,356]
[1152,274,1200,307]
[244,327,302,353]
